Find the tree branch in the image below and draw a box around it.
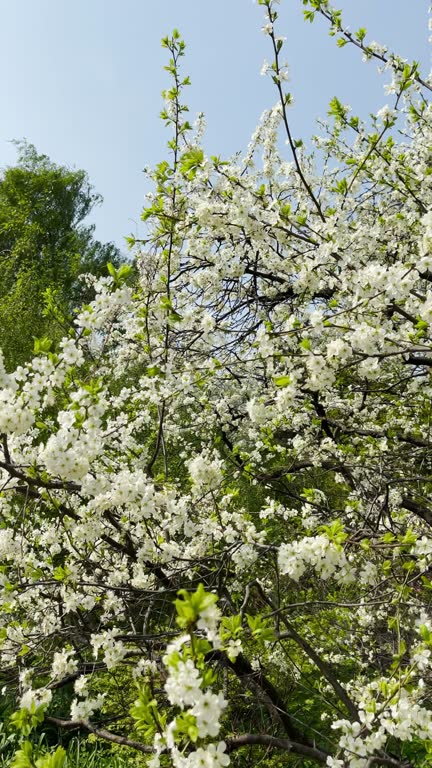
[226,733,328,763]
[45,716,153,754]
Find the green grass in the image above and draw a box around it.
[0,728,145,768]
[64,739,142,767]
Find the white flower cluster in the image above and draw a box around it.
[0,529,22,562]
[165,657,203,708]
[38,389,107,482]
[197,601,222,648]
[188,453,224,494]
[70,693,106,723]
[167,741,230,768]
[278,535,355,584]
[0,388,34,434]
[91,629,127,669]
[420,209,432,257]
[20,687,52,712]
[51,648,77,680]
[333,687,432,767]
[76,282,132,332]
[154,600,229,768]
[191,691,227,739]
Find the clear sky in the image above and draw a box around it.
[0,1,429,254]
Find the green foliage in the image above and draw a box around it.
[180,148,204,179]
[246,614,276,643]
[0,142,121,368]
[273,375,291,387]
[130,685,162,739]
[10,705,46,738]
[175,583,218,629]
[106,262,134,287]
[0,718,19,765]
[172,713,199,744]
[9,740,35,768]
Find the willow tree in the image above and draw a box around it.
[1,2,432,767]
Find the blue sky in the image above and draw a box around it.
[0,1,429,254]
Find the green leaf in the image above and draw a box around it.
[53,565,69,582]
[274,375,291,388]
[10,703,46,737]
[36,747,67,768]
[319,519,347,545]
[399,528,417,547]
[419,625,432,642]
[415,317,428,332]
[33,337,52,354]
[10,741,33,768]
[130,684,161,738]
[174,713,199,743]
[246,614,275,643]
[146,365,162,377]
[328,96,346,121]
[221,613,243,640]
[175,584,218,629]
[117,264,133,281]
[280,203,291,219]
[180,149,204,179]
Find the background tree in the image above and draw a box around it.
[0,141,120,368]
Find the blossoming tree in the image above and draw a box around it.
[1,1,432,766]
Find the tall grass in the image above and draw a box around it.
[64,738,144,767]
[0,721,18,767]
[0,729,145,768]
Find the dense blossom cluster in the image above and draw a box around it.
[1,1,432,767]
[278,534,356,583]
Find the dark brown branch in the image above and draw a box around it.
[45,716,153,753]
[226,733,328,763]
[255,585,359,721]
[315,5,432,93]
[0,457,80,493]
[325,420,432,450]
[405,355,432,368]
[401,496,432,527]
[211,650,315,748]
[147,401,166,474]
[268,14,325,222]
